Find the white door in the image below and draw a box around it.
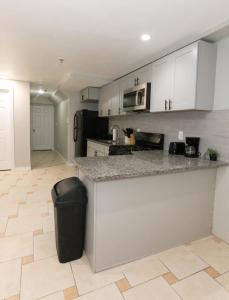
[172,44,198,111]
[0,88,14,170]
[150,57,173,112]
[31,105,54,150]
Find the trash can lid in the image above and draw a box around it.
[53,177,87,206]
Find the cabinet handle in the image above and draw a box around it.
[169,99,172,110]
[108,109,111,116]
[165,100,168,111]
[81,95,84,101]
[94,150,98,157]
[134,78,137,86]
[136,77,139,86]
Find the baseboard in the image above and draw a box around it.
[14,166,31,171]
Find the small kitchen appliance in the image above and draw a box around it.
[169,142,185,155]
[123,83,151,112]
[184,137,200,158]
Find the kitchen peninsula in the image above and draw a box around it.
[75,151,227,272]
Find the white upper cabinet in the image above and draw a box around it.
[134,64,152,86]
[150,41,216,112]
[122,64,152,90]
[118,64,152,114]
[151,57,173,112]
[172,43,198,111]
[99,81,120,117]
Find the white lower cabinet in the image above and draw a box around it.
[87,141,109,157]
[150,41,216,112]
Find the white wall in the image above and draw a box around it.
[214,36,229,110]
[213,166,229,241]
[0,79,30,169]
[54,91,97,163]
[14,81,31,169]
[213,37,229,240]
[54,100,69,161]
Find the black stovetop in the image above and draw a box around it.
[109,132,164,156]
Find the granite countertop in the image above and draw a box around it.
[74,151,228,182]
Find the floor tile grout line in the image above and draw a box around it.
[157,255,211,282]
[19,256,23,300]
[182,238,225,277]
[34,288,65,300]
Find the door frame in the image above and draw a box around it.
[0,86,15,170]
[31,104,54,151]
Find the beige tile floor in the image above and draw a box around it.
[1,151,229,299]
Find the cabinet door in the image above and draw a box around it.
[98,92,103,117]
[150,57,173,112]
[109,81,120,116]
[99,86,109,117]
[135,64,152,85]
[172,44,198,111]
[80,88,88,102]
[87,147,94,157]
[100,82,120,117]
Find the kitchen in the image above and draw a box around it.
[1,1,229,299]
[74,39,229,270]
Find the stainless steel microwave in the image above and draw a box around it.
[123,82,151,112]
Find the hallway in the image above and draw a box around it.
[31,151,65,169]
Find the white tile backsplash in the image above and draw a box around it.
[110,110,229,161]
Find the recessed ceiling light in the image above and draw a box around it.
[141,34,151,41]
[38,89,44,94]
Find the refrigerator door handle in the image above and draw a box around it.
[73,114,78,142]
[73,128,77,142]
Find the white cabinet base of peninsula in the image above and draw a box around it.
[79,168,216,272]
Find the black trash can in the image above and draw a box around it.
[51,177,87,263]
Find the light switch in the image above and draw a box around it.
[178,131,184,141]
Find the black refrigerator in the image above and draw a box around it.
[73,110,109,157]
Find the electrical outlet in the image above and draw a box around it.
[178,131,184,141]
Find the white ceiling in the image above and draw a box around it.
[1,0,229,92]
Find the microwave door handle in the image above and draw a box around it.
[135,91,139,106]
[136,90,143,106]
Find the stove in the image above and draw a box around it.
[109,132,164,155]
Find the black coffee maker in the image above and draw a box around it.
[185,137,200,158]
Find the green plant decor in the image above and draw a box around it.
[204,148,219,161]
